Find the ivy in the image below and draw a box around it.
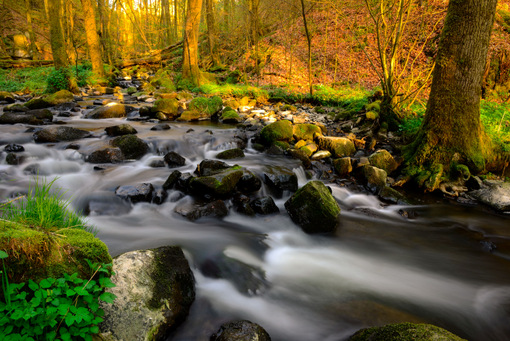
[0,259,116,341]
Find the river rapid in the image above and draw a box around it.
[1,95,510,341]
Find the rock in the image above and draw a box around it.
[151,123,171,131]
[333,157,353,176]
[0,91,15,103]
[85,104,136,119]
[293,123,322,141]
[4,144,25,153]
[233,194,255,216]
[163,170,182,190]
[315,135,356,158]
[24,90,74,109]
[470,180,510,212]
[368,149,398,174]
[260,120,294,146]
[149,159,165,168]
[189,167,244,198]
[151,98,180,120]
[221,108,242,123]
[349,322,466,341]
[263,170,298,198]
[284,180,341,234]
[4,104,29,112]
[164,151,186,168]
[250,196,280,215]
[105,124,138,136]
[0,109,53,125]
[175,199,228,221]
[86,148,124,164]
[188,96,223,117]
[111,134,149,159]
[379,186,408,204]
[216,148,245,159]
[287,148,312,168]
[237,170,262,193]
[300,142,319,157]
[195,159,231,176]
[210,320,271,341]
[6,153,24,165]
[466,175,483,191]
[362,165,387,194]
[33,126,91,143]
[115,183,155,204]
[310,150,331,160]
[99,246,195,341]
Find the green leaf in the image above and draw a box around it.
[90,325,99,334]
[0,250,8,259]
[75,306,91,323]
[28,280,39,291]
[58,304,69,316]
[99,292,116,303]
[46,331,57,341]
[74,287,90,296]
[99,277,116,288]
[66,289,76,297]
[65,314,75,327]
[39,278,54,289]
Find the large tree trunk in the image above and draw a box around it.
[182,0,203,86]
[47,0,69,68]
[81,0,105,78]
[206,0,221,67]
[405,0,498,185]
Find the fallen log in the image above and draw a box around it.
[0,59,53,69]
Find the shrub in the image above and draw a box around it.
[46,67,73,93]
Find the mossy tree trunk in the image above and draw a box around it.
[206,0,221,67]
[47,0,69,69]
[404,0,498,185]
[182,0,203,86]
[80,0,105,79]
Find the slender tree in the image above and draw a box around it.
[300,0,313,96]
[80,0,105,78]
[206,0,221,67]
[404,0,499,189]
[182,0,203,85]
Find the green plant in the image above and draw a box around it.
[46,68,72,93]
[0,258,116,341]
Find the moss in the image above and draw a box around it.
[111,134,149,159]
[293,124,322,141]
[365,100,381,112]
[366,111,379,120]
[216,148,245,159]
[152,98,179,115]
[350,322,466,341]
[221,109,241,123]
[274,141,290,150]
[452,163,470,180]
[260,120,294,146]
[189,168,244,197]
[188,96,223,116]
[46,89,74,104]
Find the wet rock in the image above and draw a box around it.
[260,120,294,146]
[311,150,331,160]
[4,104,29,112]
[111,134,148,159]
[163,170,182,190]
[470,180,510,212]
[349,322,466,341]
[151,123,171,131]
[210,320,271,341]
[466,175,483,191]
[139,106,152,117]
[152,188,168,205]
[105,124,137,136]
[250,196,279,215]
[175,172,194,193]
[33,126,91,143]
[285,180,341,234]
[233,193,255,216]
[368,149,398,174]
[237,170,262,193]
[333,157,353,176]
[151,98,180,120]
[164,151,186,168]
[361,165,387,194]
[6,153,24,165]
[24,90,74,109]
[315,135,356,158]
[115,183,154,203]
[0,109,52,125]
[85,104,136,119]
[263,170,298,198]
[221,108,242,123]
[293,123,322,141]
[378,186,408,205]
[4,144,25,153]
[149,159,165,168]
[99,246,195,341]
[0,91,15,103]
[216,148,245,160]
[189,167,244,198]
[196,159,231,176]
[86,148,124,164]
[175,199,228,221]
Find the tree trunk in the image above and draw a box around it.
[25,0,38,59]
[81,0,105,78]
[182,0,203,86]
[206,0,221,67]
[300,0,313,96]
[47,0,69,68]
[405,0,498,183]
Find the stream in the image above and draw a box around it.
[1,94,510,341]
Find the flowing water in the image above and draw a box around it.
[1,98,510,341]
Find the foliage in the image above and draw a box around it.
[0,67,52,95]
[198,83,269,101]
[0,258,115,341]
[74,63,94,88]
[45,68,73,93]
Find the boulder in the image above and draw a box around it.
[105,124,138,137]
[237,170,262,193]
[221,108,242,124]
[151,123,171,131]
[195,159,231,176]
[99,246,195,341]
[284,180,341,234]
[250,196,279,215]
[260,120,294,146]
[0,111,50,125]
[287,149,311,169]
[368,149,398,174]
[293,123,322,141]
[216,148,245,160]
[4,144,25,153]
[85,104,136,119]
[210,320,271,341]
[333,157,353,176]
[33,126,91,143]
[86,148,124,164]
[263,170,298,198]
[315,135,356,158]
[349,322,466,341]
[0,91,15,103]
[175,200,228,221]
[115,183,155,204]
[24,90,74,109]
[470,180,510,212]
[189,167,244,198]
[300,143,319,158]
[6,153,24,165]
[111,134,149,159]
[164,151,186,168]
[151,98,180,120]
[188,96,223,117]
[362,165,387,194]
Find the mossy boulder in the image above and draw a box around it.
[176,110,208,121]
[216,148,245,159]
[25,90,74,109]
[151,98,180,120]
[333,157,353,176]
[85,104,136,119]
[111,134,149,159]
[368,149,398,174]
[350,322,466,341]
[0,91,15,103]
[260,120,294,146]
[211,320,272,341]
[105,124,138,137]
[293,123,322,141]
[33,126,92,143]
[0,220,111,284]
[0,109,53,125]
[189,167,244,198]
[221,108,242,123]
[315,135,356,158]
[284,180,341,234]
[188,96,223,118]
[300,143,318,157]
[99,246,195,341]
[362,165,387,194]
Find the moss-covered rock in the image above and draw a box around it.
[0,91,15,103]
[349,322,466,341]
[221,108,242,123]
[25,90,75,109]
[211,320,272,341]
[105,124,138,137]
[33,126,92,143]
[260,120,294,146]
[111,134,149,159]
[362,165,387,194]
[316,135,356,157]
[368,149,398,174]
[216,148,245,159]
[85,104,136,119]
[0,110,52,125]
[188,96,223,118]
[189,167,244,198]
[300,143,318,157]
[284,180,341,234]
[151,98,180,120]
[293,123,322,141]
[333,157,353,176]
[0,220,111,284]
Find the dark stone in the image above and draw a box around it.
[233,193,255,216]
[111,134,149,159]
[139,106,152,117]
[24,97,52,110]
[175,200,228,221]
[189,168,244,198]
[237,170,262,193]
[4,144,25,153]
[115,183,155,203]
[4,104,29,112]
[175,173,194,192]
[85,104,136,119]
[349,322,466,341]
[86,148,124,164]
[250,196,280,215]
[163,170,182,190]
[6,153,24,165]
[196,159,231,176]
[0,112,47,125]
[210,320,271,341]
[216,148,245,160]
[105,124,138,136]
[164,151,186,168]
[150,123,171,131]
[152,188,168,205]
[149,159,165,168]
[33,126,91,143]
[264,171,298,198]
[287,149,311,168]
[466,176,483,191]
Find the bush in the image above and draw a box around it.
[46,68,73,93]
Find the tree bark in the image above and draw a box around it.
[182,0,203,85]
[300,0,313,96]
[47,0,69,68]
[80,0,105,78]
[405,0,498,181]
[206,0,221,67]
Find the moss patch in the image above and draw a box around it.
[260,120,294,146]
[350,322,466,341]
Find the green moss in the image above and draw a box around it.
[188,96,223,116]
[46,89,74,104]
[350,322,466,341]
[152,98,179,115]
[221,109,241,122]
[293,124,322,141]
[260,120,294,146]
[365,100,381,112]
[112,134,149,159]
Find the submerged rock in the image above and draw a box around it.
[175,199,228,221]
[33,126,91,143]
[99,246,195,341]
[115,183,155,204]
[349,322,466,341]
[86,148,124,164]
[210,320,271,341]
[285,180,341,234]
[111,134,148,159]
